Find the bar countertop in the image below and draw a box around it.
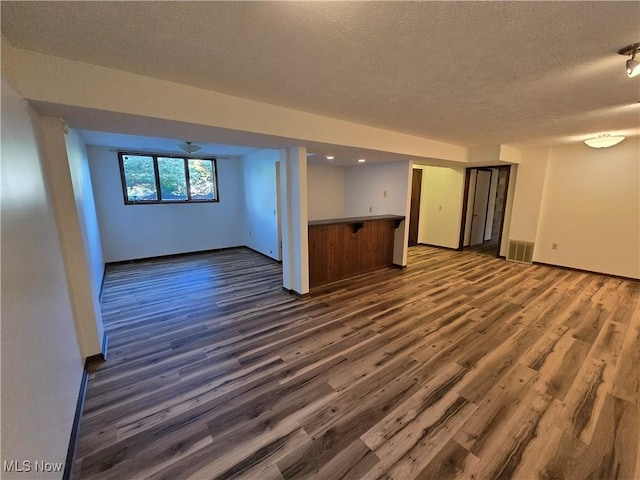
[308,214,405,226]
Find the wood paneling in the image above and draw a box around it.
[308,219,395,288]
[72,246,640,480]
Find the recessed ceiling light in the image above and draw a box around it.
[326,155,335,160]
[358,158,366,163]
[583,134,626,148]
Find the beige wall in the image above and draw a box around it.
[307,163,345,221]
[415,165,466,249]
[534,139,640,278]
[507,147,550,243]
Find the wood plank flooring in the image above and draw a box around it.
[72,246,640,480]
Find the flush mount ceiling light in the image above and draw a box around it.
[358,158,366,163]
[178,141,202,154]
[618,42,640,78]
[326,155,335,160]
[583,134,626,148]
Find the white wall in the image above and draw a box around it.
[500,144,523,164]
[243,149,280,260]
[467,145,501,163]
[307,163,345,221]
[508,147,550,242]
[1,76,83,479]
[87,146,245,262]
[343,160,412,266]
[415,166,465,249]
[65,129,105,299]
[344,161,412,217]
[534,140,640,279]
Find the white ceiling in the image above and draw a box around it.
[2,1,640,149]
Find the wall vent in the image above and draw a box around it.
[507,240,534,264]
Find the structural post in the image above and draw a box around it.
[393,160,413,267]
[37,116,105,357]
[279,146,309,295]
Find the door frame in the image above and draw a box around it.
[458,165,512,257]
[408,168,423,247]
[493,166,511,256]
[468,168,493,247]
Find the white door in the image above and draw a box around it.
[470,170,491,246]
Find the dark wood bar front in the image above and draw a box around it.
[308,215,404,288]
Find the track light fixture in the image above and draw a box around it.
[618,42,640,78]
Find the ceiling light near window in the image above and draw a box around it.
[178,141,202,154]
[326,155,335,160]
[583,134,625,149]
[618,42,640,78]
[358,158,366,163]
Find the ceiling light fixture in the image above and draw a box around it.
[358,158,366,163]
[618,42,640,78]
[583,134,625,149]
[178,141,202,154]
[326,155,335,160]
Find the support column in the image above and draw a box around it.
[393,160,413,267]
[37,116,105,357]
[279,146,309,295]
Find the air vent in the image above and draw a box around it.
[507,240,534,264]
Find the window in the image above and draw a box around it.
[119,152,218,204]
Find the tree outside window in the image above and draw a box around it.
[119,153,218,204]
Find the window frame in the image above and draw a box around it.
[118,151,219,205]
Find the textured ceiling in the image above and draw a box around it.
[2,1,640,147]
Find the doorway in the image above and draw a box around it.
[408,168,423,246]
[460,166,511,257]
[275,161,283,261]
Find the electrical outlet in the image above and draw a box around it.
[552,243,558,250]
[369,206,373,213]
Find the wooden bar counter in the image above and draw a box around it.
[308,215,405,288]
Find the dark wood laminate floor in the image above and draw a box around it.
[73,246,640,480]
[464,238,499,257]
